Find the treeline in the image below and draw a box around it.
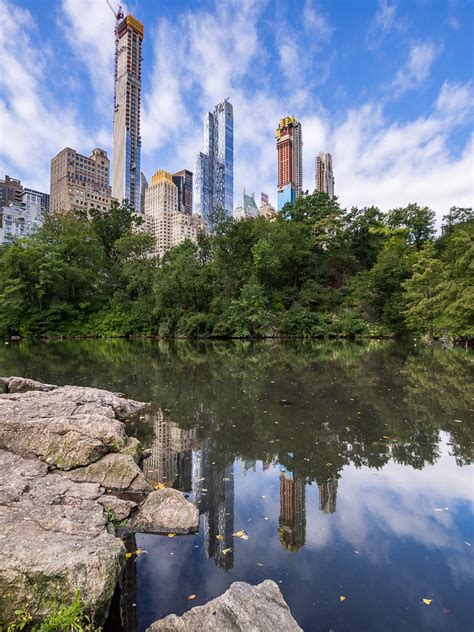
[0,193,472,339]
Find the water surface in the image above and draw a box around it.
[1,339,472,631]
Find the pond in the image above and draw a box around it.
[0,339,472,631]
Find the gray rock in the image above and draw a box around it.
[0,384,146,469]
[7,376,58,393]
[64,453,152,493]
[98,495,138,522]
[0,450,124,627]
[120,436,143,463]
[131,488,199,534]
[146,580,302,631]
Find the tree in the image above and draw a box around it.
[387,203,435,249]
[402,243,445,339]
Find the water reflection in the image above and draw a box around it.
[0,340,472,631]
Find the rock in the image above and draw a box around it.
[131,488,199,534]
[0,450,124,627]
[98,495,138,522]
[120,436,143,463]
[146,580,302,631]
[63,453,152,493]
[6,376,58,393]
[0,384,146,469]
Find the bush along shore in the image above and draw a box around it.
[0,195,472,341]
[0,377,301,631]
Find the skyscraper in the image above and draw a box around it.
[234,189,258,221]
[144,170,205,259]
[50,147,111,214]
[276,116,303,211]
[139,172,148,215]
[0,175,23,207]
[278,468,306,552]
[194,99,233,227]
[315,152,335,199]
[172,170,193,216]
[112,14,144,210]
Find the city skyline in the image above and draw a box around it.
[0,0,472,225]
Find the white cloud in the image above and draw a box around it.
[60,0,123,114]
[391,41,438,96]
[366,0,403,49]
[0,0,95,192]
[303,0,334,42]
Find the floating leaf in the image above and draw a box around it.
[233,530,246,537]
[422,599,433,605]
[339,595,346,602]
[125,552,133,559]
[434,508,444,512]
[223,477,230,481]
[216,534,224,541]
[257,562,264,566]
[153,482,167,490]
[222,548,232,554]
[188,594,197,600]
[167,533,176,538]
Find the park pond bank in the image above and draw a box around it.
[0,339,472,631]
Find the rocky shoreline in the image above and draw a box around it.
[0,377,301,631]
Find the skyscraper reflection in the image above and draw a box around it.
[278,466,306,552]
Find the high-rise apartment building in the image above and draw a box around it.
[315,152,334,198]
[234,189,258,221]
[22,188,50,217]
[50,147,111,214]
[145,170,204,259]
[112,14,144,210]
[139,171,148,215]
[0,175,23,207]
[276,116,303,211]
[194,99,233,227]
[0,203,44,245]
[172,170,193,216]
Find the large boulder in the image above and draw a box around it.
[131,488,199,534]
[63,453,152,493]
[5,376,58,393]
[0,450,124,627]
[146,580,302,631]
[0,383,146,469]
[98,495,138,522]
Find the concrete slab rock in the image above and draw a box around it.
[131,488,199,534]
[0,450,124,627]
[63,453,152,493]
[0,382,146,469]
[146,580,302,631]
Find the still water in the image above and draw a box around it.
[0,339,472,631]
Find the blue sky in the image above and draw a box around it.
[0,0,472,220]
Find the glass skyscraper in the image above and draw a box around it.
[194,99,233,228]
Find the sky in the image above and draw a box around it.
[0,0,472,221]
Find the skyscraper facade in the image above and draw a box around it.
[172,169,193,216]
[276,116,303,211]
[315,152,335,199]
[22,188,50,217]
[0,175,23,207]
[50,147,111,214]
[112,14,144,210]
[144,170,204,259]
[234,189,258,221]
[194,99,233,227]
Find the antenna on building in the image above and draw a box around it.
[284,98,291,116]
[106,1,124,113]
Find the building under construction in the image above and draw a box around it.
[110,5,144,211]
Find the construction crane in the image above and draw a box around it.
[106,1,124,112]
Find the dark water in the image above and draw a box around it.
[1,339,473,632]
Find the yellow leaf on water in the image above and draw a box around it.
[188,594,197,600]
[216,534,224,541]
[125,552,133,559]
[339,595,346,602]
[233,530,246,537]
[222,548,232,554]
[422,599,433,605]
[167,533,176,538]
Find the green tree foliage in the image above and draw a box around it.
[0,197,471,339]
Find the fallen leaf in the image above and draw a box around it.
[435,508,444,512]
[188,594,197,600]
[222,548,232,554]
[233,530,246,537]
[382,435,390,439]
[202,488,208,492]
[125,552,133,559]
[216,534,224,541]
[153,482,167,490]
[454,419,463,423]
[167,533,176,538]
[135,548,142,555]
[223,477,230,481]
[339,595,346,602]
[422,599,433,605]
[257,562,264,566]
